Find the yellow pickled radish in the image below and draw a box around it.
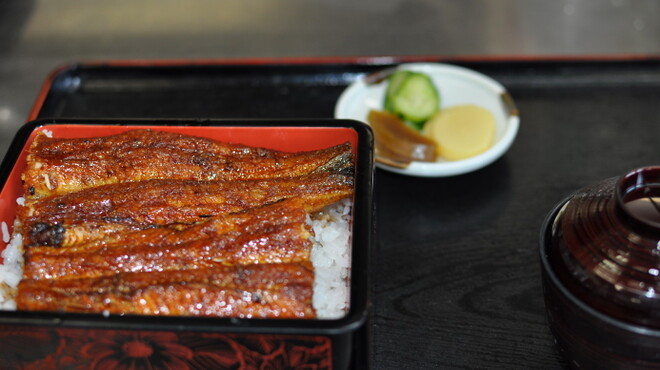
[423,105,496,161]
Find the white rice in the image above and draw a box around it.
[0,200,353,318]
[309,198,352,319]
[0,221,23,310]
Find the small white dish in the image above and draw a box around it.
[334,63,519,177]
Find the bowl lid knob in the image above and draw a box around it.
[616,166,660,233]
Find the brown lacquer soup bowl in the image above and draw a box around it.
[541,166,660,369]
[0,118,374,369]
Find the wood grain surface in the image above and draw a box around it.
[370,62,660,369]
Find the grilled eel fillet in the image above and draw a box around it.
[17,171,353,248]
[16,130,356,318]
[22,129,353,199]
[21,199,313,280]
[17,262,315,318]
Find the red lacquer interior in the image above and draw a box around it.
[0,124,359,253]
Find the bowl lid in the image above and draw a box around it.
[548,166,660,327]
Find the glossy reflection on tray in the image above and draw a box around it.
[335,62,519,177]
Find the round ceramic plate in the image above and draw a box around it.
[334,63,520,177]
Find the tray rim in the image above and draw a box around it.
[27,54,660,122]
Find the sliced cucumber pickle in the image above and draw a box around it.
[384,70,440,130]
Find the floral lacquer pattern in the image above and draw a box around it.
[0,325,333,369]
[233,337,333,369]
[81,332,196,369]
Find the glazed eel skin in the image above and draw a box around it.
[16,129,355,318]
[21,199,313,280]
[22,129,353,199]
[18,171,353,248]
[18,262,315,318]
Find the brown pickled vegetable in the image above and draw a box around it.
[367,110,437,162]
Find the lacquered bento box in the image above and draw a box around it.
[0,118,374,369]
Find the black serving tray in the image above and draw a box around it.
[28,56,660,369]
